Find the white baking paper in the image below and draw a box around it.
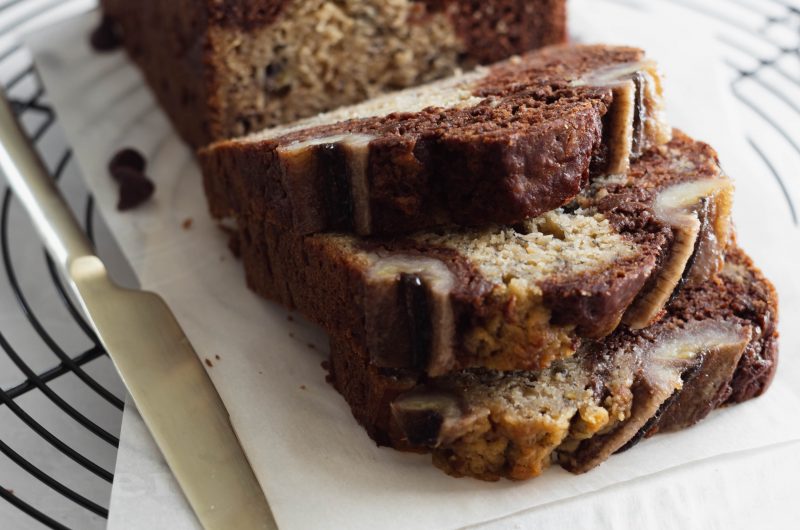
[25,1,800,528]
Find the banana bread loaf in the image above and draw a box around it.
[201,44,670,235]
[234,131,732,382]
[99,0,567,147]
[377,245,779,480]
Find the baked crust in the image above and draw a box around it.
[99,0,567,147]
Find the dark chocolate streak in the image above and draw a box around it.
[403,409,445,447]
[591,107,614,176]
[630,71,646,157]
[400,273,433,371]
[317,143,355,231]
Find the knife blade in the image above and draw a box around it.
[0,91,275,530]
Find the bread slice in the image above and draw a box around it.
[235,131,732,383]
[202,44,671,235]
[99,0,567,147]
[384,245,779,480]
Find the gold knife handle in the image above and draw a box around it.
[0,90,94,269]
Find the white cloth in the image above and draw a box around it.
[26,1,800,528]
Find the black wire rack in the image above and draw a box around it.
[0,2,126,529]
[0,0,797,528]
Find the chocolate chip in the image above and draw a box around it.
[116,169,155,211]
[109,148,146,180]
[90,16,123,52]
[265,61,284,79]
[264,61,291,94]
[511,222,531,235]
[271,85,292,98]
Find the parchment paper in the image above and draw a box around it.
[26,1,800,528]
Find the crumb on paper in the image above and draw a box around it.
[307,343,316,350]
[109,148,154,211]
[205,358,213,368]
[287,314,294,322]
[90,15,122,52]
[182,217,193,230]
[289,332,295,339]
[300,385,307,391]
[116,171,155,211]
[109,148,146,176]
[215,354,221,360]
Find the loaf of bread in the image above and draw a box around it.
[103,0,780,486]
[233,131,731,386]
[201,44,670,235]
[370,246,779,480]
[99,0,567,147]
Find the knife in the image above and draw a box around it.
[0,91,275,529]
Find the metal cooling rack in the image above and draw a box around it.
[0,0,797,528]
[1,2,127,529]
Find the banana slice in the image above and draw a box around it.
[624,178,733,329]
[575,60,671,174]
[561,320,750,473]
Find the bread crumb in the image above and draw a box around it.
[215,354,221,360]
[182,217,193,230]
[205,358,213,368]
[289,332,295,339]
[307,343,316,350]
[300,385,307,390]
[287,315,294,322]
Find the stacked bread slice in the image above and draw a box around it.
[204,45,669,235]
[197,44,778,481]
